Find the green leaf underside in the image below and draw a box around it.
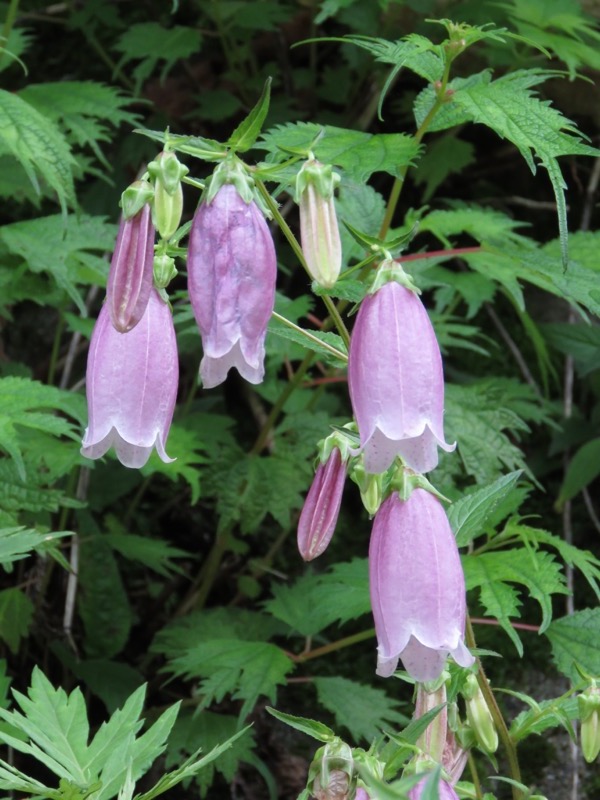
[547,608,600,681]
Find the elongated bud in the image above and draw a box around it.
[148,151,189,195]
[106,204,155,333]
[298,447,346,561]
[296,159,342,289]
[309,740,354,800]
[463,673,498,754]
[579,683,600,763]
[350,463,383,516]
[121,179,154,219]
[148,152,188,240]
[415,676,449,764]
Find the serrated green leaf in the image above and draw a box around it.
[260,122,420,182]
[140,421,207,504]
[228,77,271,152]
[337,33,444,83]
[336,180,386,264]
[267,317,347,366]
[0,589,33,653]
[449,471,523,547]
[556,438,600,509]
[265,707,334,742]
[314,558,371,625]
[0,377,84,480]
[0,89,76,212]
[314,677,407,742]
[104,523,190,578]
[0,525,71,567]
[413,136,475,201]
[547,608,600,681]
[415,203,530,249]
[510,694,578,742]
[542,322,600,376]
[0,27,34,75]
[0,214,116,313]
[264,574,340,637]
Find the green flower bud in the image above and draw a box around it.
[120,180,154,219]
[579,683,600,763]
[152,180,183,240]
[153,254,178,289]
[350,462,383,516]
[147,151,189,195]
[463,673,498,754]
[309,739,354,800]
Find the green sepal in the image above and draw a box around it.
[265,707,335,743]
[227,77,272,153]
[295,158,340,203]
[147,151,189,195]
[204,155,255,205]
[120,180,154,219]
[153,254,178,289]
[369,258,420,295]
[343,220,415,258]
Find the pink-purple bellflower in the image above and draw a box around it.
[81,289,178,468]
[348,281,454,474]
[187,183,277,388]
[106,204,155,333]
[408,778,459,800]
[297,447,346,561]
[369,489,474,682]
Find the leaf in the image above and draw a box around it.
[265,708,335,742]
[314,558,371,625]
[547,608,600,681]
[104,525,190,578]
[0,89,76,212]
[449,471,523,547]
[267,318,347,366]
[228,77,271,152]
[0,589,33,653]
[0,377,85,480]
[0,214,116,314]
[0,526,70,567]
[140,421,207,504]
[510,694,578,742]
[337,33,444,83]
[71,660,143,715]
[541,322,600,376]
[336,180,386,264]
[556,437,600,509]
[413,136,475,202]
[166,639,294,721]
[314,677,407,742]
[260,122,420,182]
[114,24,203,93]
[415,203,530,249]
[264,573,341,638]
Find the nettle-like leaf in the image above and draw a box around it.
[0,377,85,481]
[413,136,475,202]
[336,180,386,264]
[0,457,81,519]
[547,608,600,681]
[418,69,600,266]
[103,518,190,578]
[313,677,407,742]
[415,203,530,249]
[0,588,34,653]
[448,471,523,548]
[0,213,116,313]
[463,548,568,655]
[0,89,76,213]
[0,526,71,569]
[445,379,553,484]
[334,33,445,83]
[542,322,600,376]
[509,693,578,742]
[114,23,202,93]
[0,27,34,74]
[140,421,208,505]
[19,82,139,168]
[259,122,421,182]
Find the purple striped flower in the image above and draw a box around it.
[369,490,473,682]
[348,281,454,474]
[106,204,155,333]
[297,447,346,561]
[81,289,178,468]
[187,184,277,388]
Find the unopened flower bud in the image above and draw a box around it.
[121,179,154,219]
[152,180,183,240]
[153,254,178,289]
[579,683,600,763]
[463,673,498,754]
[298,447,346,561]
[296,159,342,289]
[106,204,155,333]
[148,151,189,195]
[350,463,383,516]
[309,740,354,800]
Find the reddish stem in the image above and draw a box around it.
[471,617,540,633]
[400,246,483,263]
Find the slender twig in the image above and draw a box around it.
[293,628,375,663]
[485,302,541,395]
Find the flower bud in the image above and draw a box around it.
[153,254,178,289]
[120,179,154,219]
[296,159,341,289]
[298,447,346,561]
[579,683,600,763]
[462,673,498,754]
[148,152,188,240]
[415,678,448,764]
[106,204,155,333]
[309,740,354,800]
[350,463,383,516]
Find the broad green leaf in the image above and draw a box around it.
[547,608,600,681]
[85,685,147,778]
[0,589,33,653]
[0,458,80,518]
[260,122,420,182]
[542,322,600,376]
[140,421,207,504]
[415,203,530,249]
[0,667,90,783]
[0,27,34,75]
[166,639,294,721]
[228,77,271,152]
[314,677,407,742]
[336,33,444,83]
[0,89,76,212]
[313,558,371,625]
[114,24,203,93]
[0,377,85,480]
[104,525,189,578]
[413,136,475,201]
[265,707,335,742]
[267,318,347,366]
[449,471,523,547]
[166,710,255,796]
[78,531,133,660]
[0,214,116,314]
[71,660,143,715]
[510,694,578,742]
[264,573,342,637]
[556,438,600,509]
[0,526,70,567]
[336,180,386,264]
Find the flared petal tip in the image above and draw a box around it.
[363,424,457,475]
[81,428,175,469]
[376,653,400,678]
[200,340,265,389]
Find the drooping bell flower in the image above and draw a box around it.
[369,489,474,682]
[348,277,454,474]
[107,192,155,334]
[187,182,277,388]
[81,289,178,468]
[298,447,347,561]
[296,159,342,289]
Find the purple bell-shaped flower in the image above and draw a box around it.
[81,289,178,468]
[187,183,277,388]
[369,489,473,682]
[348,281,454,474]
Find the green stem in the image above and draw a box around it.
[249,350,314,455]
[0,0,20,54]
[467,752,483,800]
[47,311,66,385]
[378,59,453,239]
[294,628,375,663]
[466,616,523,800]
